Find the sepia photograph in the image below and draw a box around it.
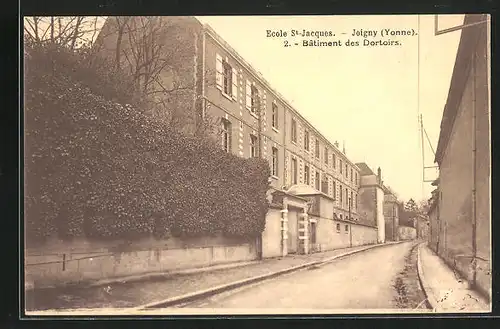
[23,14,491,316]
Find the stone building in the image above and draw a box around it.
[433,14,491,300]
[93,17,411,256]
[95,16,362,222]
[355,163,386,243]
[383,186,400,242]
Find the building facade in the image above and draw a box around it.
[383,187,400,242]
[356,163,386,243]
[200,22,361,221]
[433,14,491,300]
[95,16,397,254]
[96,17,362,219]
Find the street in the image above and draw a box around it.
[174,241,428,310]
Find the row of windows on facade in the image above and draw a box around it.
[217,55,358,185]
[221,120,357,208]
[290,157,358,209]
[222,123,357,208]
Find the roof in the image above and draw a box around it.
[286,184,322,196]
[355,162,375,176]
[435,14,487,164]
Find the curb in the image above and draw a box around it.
[136,240,408,309]
[416,243,439,312]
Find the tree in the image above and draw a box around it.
[404,198,418,213]
[24,16,104,50]
[418,199,431,215]
[93,16,216,133]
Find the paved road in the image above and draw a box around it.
[177,241,426,310]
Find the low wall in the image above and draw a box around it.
[398,226,416,240]
[351,224,377,247]
[25,235,257,289]
[312,217,377,252]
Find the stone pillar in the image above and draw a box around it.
[300,208,310,255]
[280,203,289,257]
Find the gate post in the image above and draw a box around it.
[280,203,289,257]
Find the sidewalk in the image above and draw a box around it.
[26,241,403,311]
[417,243,490,312]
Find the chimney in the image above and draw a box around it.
[377,167,382,184]
[334,141,339,148]
[342,141,346,154]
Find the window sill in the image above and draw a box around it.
[221,91,234,101]
[272,127,279,133]
[249,111,258,119]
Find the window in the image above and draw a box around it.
[291,119,297,143]
[304,165,310,185]
[304,130,310,151]
[345,164,348,178]
[221,118,231,152]
[355,172,358,185]
[222,62,233,95]
[339,159,343,174]
[336,223,341,232]
[315,171,320,190]
[315,139,320,158]
[250,134,257,157]
[251,85,259,113]
[333,153,336,168]
[333,181,336,199]
[351,168,354,183]
[345,225,349,232]
[271,147,278,177]
[321,175,328,194]
[345,188,348,207]
[291,157,298,184]
[350,191,353,208]
[272,103,278,129]
[339,184,343,204]
[216,54,237,100]
[324,148,329,165]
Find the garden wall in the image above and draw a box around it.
[25,235,257,289]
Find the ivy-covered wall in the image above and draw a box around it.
[24,41,270,246]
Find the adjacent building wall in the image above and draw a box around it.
[435,16,490,298]
[398,226,416,241]
[383,195,399,242]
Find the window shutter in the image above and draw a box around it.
[246,80,251,110]
[216,54,223,90]
[231,68,238,100]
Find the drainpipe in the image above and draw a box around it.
[471,44,478,287]
[201,31,206,120]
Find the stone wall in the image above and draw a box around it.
[398,226,416,241]
[25,235,257,289]
[437,21,490,299]
[261,207,283,258]
[311,216,377,252]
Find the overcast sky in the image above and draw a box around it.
[196,15,466,202]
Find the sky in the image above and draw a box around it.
[196,15,466,202]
